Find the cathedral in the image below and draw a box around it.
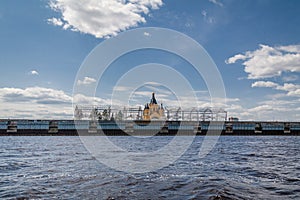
[143,93,165,120]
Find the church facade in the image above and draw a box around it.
[143,93,165,120]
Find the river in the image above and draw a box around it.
[0,136,299,199]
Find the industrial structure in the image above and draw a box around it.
[74,93,228,122]
[1,93,299,136]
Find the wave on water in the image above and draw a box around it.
[0,136,299,199]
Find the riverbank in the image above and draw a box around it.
[1,119,299,136]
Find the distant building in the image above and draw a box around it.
[143,93,165,120]
[228,117,239,122]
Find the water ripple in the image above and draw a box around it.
[0,136,299,199]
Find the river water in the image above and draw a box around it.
[0,136,299,199]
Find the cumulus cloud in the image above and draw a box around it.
[251,81,279,88]
[225,54,247,64]
[251,81,300,97]
[226,44,300,79]
[248,99,299,115]
[0,87,72,104]
[48,0,164,38]
[0,86,117,119]
[0,87,73,119]
[286,89,300,97]
[225,98,300,121]
[1,86,299,120]
[77,77,97,86]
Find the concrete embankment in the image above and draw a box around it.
[0,120,299,136]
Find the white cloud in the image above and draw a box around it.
[277,83,300,92]
[1,86,299,121]
[226,44,300,79]
[0,87,72,104]
[251,81,278,88]
[47,17,63,26]
[29,70,39,75]
[0,87,73,119]
[251,81,300,97]
[225,54,247,64]
[287,89,300,96]
[209,0,223,7]
[113,86,132,92]
[143,31,150,36]
[225,98,300,121]
[73,93,113,106]
[225,97,240,102]
[282,75,298,82]
[48,0,163,38]
[248,104,274,113]
[0,86,118,119]
[248,99,297,114]
[278,45,300,53]
[77,77,97,86]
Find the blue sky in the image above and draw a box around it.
[0,0,299,120]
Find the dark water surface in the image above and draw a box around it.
[0,136,299,199]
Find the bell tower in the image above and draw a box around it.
[150,92,157,105]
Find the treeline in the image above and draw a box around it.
[74,106,124,121]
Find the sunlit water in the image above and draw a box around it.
[0,136,299,199]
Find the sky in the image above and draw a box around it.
[0,0,299,121]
